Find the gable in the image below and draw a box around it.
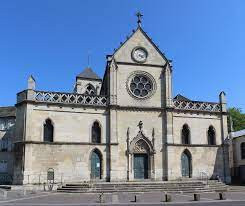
[113,27,167,66]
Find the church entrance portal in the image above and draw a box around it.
[134,154,149,179]
[127,121,155,181]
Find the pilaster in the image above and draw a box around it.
[219,91,231,183]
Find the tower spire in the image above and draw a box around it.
[136,12,143,27]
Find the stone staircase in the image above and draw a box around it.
[227,185,245,192]
[57,180,228,193]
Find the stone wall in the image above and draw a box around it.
[21,143,108,184]
[23,104,107,143]
[167,111,228,181]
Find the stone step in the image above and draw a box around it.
[227,185,245,190]
[57,180,228,193]
[60,185,206,190]
[63,183,206,187]
[57,189,216,194]
[57,187,227,193]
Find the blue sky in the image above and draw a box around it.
[0,0,244,111]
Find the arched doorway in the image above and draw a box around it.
[181,150,192,178]
[133,140,150,179]
[91,149,102,179]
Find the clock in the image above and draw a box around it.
[132,47,148,63]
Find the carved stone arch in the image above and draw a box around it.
[85,83,96,95]
[89,147,103,161]
[42,117,55,127]
[181,123,191,144]
[91,120,102,143]
[129,132,154,155]
[43,118,54,142]
[182,149,192,160]
[207,125,216,145]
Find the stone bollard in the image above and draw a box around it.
[43,183,46,191]
[98,193,105,203]
[219,192,226,200]
[194,193,200,201]
[131,194,138,202]
[112,193,119,203]
[0,189,7,199]
[165,194,172,202]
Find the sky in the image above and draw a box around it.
[0,0,244,111]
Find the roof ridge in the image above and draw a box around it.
[77,67,101,80]
[174,94,191,101]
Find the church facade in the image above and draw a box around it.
[12,20,230,184]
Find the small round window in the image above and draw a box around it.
[127,72,156,99]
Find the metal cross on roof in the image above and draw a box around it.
[136,12,143,27]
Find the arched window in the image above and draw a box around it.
[44,119,54,142]
[241,143,245,159]
[85,84,96,95]
[92,121,101,143]
[207,126,216,145]
[181,124,190,144]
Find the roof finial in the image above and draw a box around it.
[87,50,91,68]
[136,12,143,27]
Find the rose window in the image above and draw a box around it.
[129,74,154,98]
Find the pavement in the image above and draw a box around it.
[1,190,245,206]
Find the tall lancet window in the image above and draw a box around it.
[85,84,96,95]
[92,121,101,143]
[44,119,54,142]
[207,126,216,145]
[181,124,190,144]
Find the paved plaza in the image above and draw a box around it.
[1,190,245,206]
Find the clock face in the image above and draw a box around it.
[132,47,147,63]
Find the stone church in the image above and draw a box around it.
[10,16,230,184]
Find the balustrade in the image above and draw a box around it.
[34,91,107,106]
[173,99,221,112]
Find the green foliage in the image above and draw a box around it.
[228,107,245,132]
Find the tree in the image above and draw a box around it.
[228,107,245,132]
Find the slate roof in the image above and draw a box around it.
[231,129,245,138]
[174,94,191,101]
[0,106,16,118]
[77,67,101,80]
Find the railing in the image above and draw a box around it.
[173,100,221,112]
[34,91,108,106]
[199,171,209,185]
[14,173,91,185]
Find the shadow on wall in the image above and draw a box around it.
[211,146,227,182]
